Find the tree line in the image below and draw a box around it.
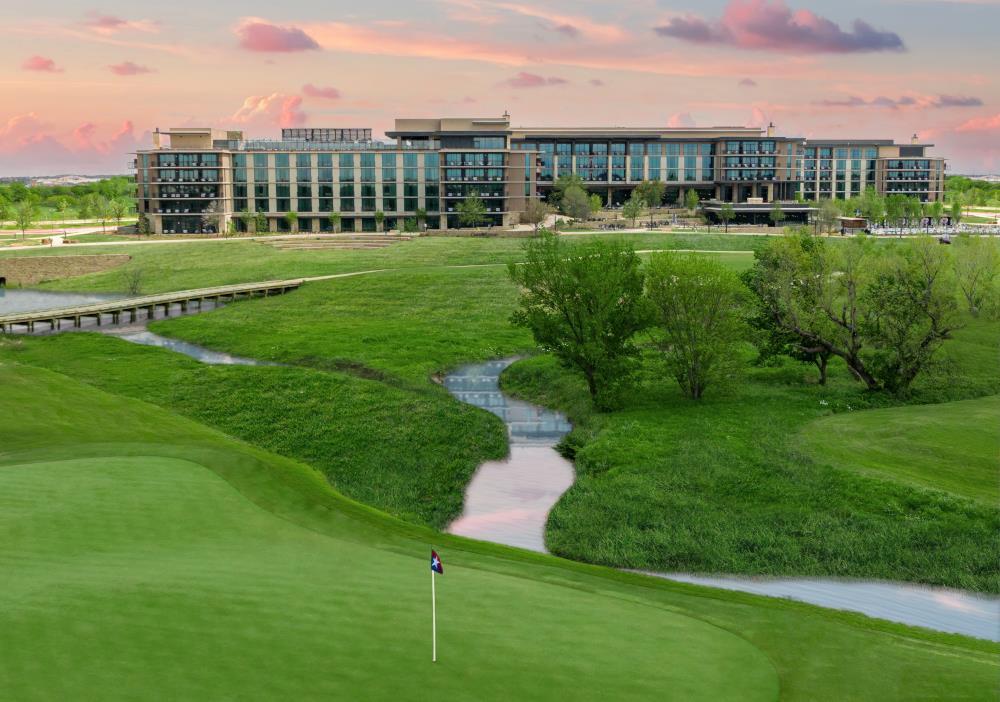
[509,231,1000,409]
[0,177,134,238]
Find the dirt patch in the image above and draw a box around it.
[0,254,131,287]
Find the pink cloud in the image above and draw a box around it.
[236,18,320,53]
[232,94,308,129]
[83,12,159,35]
[489,2,628,43]
[955,113,1000,133]
[501,72,569,88]
[739,78,757,87]
[667,112,696,128]
[654,0,905,54]
[109,61,154,76]
[302,83,341,100]
[589,78,605,87]
[22,55,63,73]
[0,115,148,176]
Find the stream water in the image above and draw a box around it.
[442,356,1000,642]
[0,288,121,315]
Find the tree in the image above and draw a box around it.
[684,189,700,213]
[458,192,488,228]
[646,252,749,399]
[403,217,419,233]
[238,208,252,234]
[950,200,963,224]
[95,196,112,234]
[109,197,129,231]
[953,236,1000,316]
[121,267,143,296]
[285,210,299,234]
[199,200,222,235]
[817,199,840,234]
[12,201,36,240]
[748,233,961,393]
[550,173,586,209]
[520,197,552,233]
[588,193,602,217]
[769,201,786,228]
[78,194,96,220]
[622,192,644,227]
[508,232,649,409]
[860,186,886,224]
[885,194,906,227]
[930,200,944,224]
[56,197,71,224]
[719,202,736,233]
[560,185,591,220]
[374,210,385,233]
[415,207,428,231]
[255,211,269,235]
[635,180,666,227]
[328,211,341,234]
[136,213,151,236]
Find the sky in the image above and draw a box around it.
[0,0,998,176]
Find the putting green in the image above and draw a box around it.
[0,453,777,700]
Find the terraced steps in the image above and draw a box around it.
[261,235,412,251]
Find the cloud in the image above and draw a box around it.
[667,112,696,128]
[235,18,320,52]
[302,83,341,100]
[109,61,154,76]
[955,112,1000,133]
[500,72,569,88]
[739,78,757,86]
[232,93,308,129]
[815,94,983,109]
[0,115,148,176]
[83,12,159,35]
[653,0,905,54]
[22,55,63,73]
[589,78,605,87]
[483,2,627,42]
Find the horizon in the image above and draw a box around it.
[2,0,999,176]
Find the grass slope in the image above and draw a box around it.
[501,316,1000,592]
[1,359,997,700]
[0,232,758,294]
[798,395,1000,505]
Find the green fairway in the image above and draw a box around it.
[0,231,759,294]
[797,395,1000,504]
[1,359,996,700]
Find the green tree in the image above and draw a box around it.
[12,200,37,240]
[237,208,252,234]
[560,185,591,220]
[885,195,906,227]
[508,232,649,408]
[109,197,129,231]
[94,196,112,234]
[684,189,700,213]
[284,210,299,234]
[818,199,840,234]
[415,207,428,231]
[953,236,1000,316]
[328,211,341,234]
[646,252,749,399]
[588,193,602,217]
[622,192,644,227]
[56,197,71,224]
[402,217,418,233]
[860,187,886,224]
[769,201,786,227]
[520,197,552,233]
[458,192,488,228]
[549,173,586,209]
[374,210,385,233]
[718,202,736,233]
[254,211,269,235]
[950,200,963,224]
[635,180,666,227]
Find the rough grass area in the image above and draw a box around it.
[500,316,1000,593]
[0,253,130,286]
[0,358,996,700]
[0,231,761,294]
[798,395,1000,505]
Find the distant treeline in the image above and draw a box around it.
[946,176,1000,207]
[0,176,134,221]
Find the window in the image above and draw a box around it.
[473,136,505,149]
[629,143,644,156]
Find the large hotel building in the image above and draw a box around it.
[134,115,946,234]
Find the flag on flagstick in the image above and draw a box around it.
[431,550,442,663]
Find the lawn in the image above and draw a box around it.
[0,231,761,294]
[797,395,1000,505]
[0,357,996,700]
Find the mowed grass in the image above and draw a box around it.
[0,231,760,294]
[1,359,997,700]
[501,315,1000,593]
[797,394,1000,504]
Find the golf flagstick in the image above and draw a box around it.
[431,567,437,663]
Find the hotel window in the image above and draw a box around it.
[382,153,396,182]
[666,144,681,156]
[725,141,740,154]
[574,143,590,155]
[275,154,290,183]
[684,144,698,156]
[630,157,645,181]
[699,143,713,155]
[851,148,861,159]
[253,154,268,183]
[404,153,418,182]
[684,168,697,181]
[629,143,644,156]
[361,183,376,212]
[473,136,505,149]
[835,148,848,159]
[866,148,878,159]
[340,197,355,212]
[340,154,354,182]
[610,143,625,155]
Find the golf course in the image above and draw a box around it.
[1,231,997,700]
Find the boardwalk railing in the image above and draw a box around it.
[0,279,304,334]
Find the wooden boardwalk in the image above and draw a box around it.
[0,279,303,334]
